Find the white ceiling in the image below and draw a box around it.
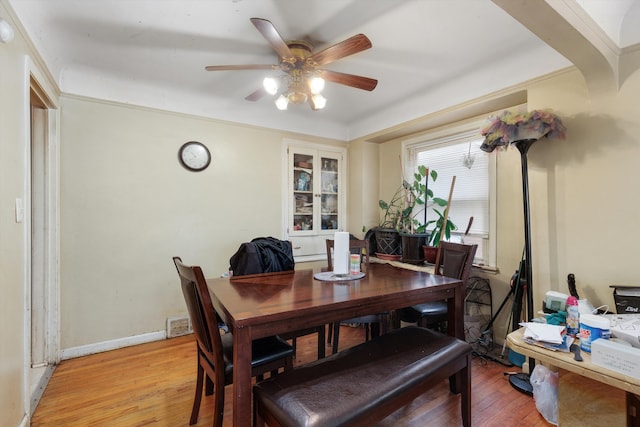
[6,0,640,141]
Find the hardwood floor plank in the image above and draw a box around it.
[32,325,551,426]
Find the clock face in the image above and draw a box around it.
[179,141,211,171]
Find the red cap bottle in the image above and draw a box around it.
[566,296,579,337]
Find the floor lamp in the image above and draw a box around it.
[508,138,537,395]
[480,109,566,395]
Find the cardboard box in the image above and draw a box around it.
[611,286,640,314]
[591,338,640,380]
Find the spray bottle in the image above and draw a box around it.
[566,296,579,337]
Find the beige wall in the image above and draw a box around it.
[528,69,640,309]
[347,140,380,237]
[0,16,27,427]
[378,68,640,339]
[0,1,58,424]
[59,96,345,349]
[3,2,640,425]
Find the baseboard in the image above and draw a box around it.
[60,330,166,360]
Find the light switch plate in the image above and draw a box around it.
[15,198,24,223]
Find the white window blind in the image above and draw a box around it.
[405,128,495,266]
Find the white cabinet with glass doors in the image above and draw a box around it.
[285,142,346,260]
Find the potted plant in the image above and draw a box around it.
[373,185,405,258]
[375,165,457,263]
[398,166,456,264]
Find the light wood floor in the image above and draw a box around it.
[31,326,551,426]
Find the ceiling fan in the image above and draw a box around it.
[205,18,378,110]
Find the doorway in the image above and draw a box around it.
[28,76,59,414]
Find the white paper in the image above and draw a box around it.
[333,231,350,275]
[520,322,565,344]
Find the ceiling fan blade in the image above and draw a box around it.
[319,70,378,91]
[250,18,294,59]
[310,34,372,66]
[245,88,268,102]
[205,64,278,71]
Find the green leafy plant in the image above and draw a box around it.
[378,185,405,230]
[379,165,456,239]
[426,208,457,247]
[401,165,452,236]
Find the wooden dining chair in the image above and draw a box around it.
[172,257,294,427]
[325,237,370,272]
[326,238,390,354]
[401,242,477,330]
[230,238,326,359]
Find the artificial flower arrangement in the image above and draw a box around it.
[480,109,567,153]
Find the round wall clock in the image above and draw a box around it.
[178,141,211,171]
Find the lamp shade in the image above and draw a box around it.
[275,94,288,110]
[309,77,325,94]
[263,77,279,95]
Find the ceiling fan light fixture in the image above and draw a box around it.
[275,94,289,110]
[309,77,325,94]
[206,19,376,112]
[311,94,326,110]
[262,77,279,95]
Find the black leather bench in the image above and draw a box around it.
[253,326,472,427]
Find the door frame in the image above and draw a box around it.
[23,59,60,415]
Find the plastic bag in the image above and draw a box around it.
[530,364,558,425]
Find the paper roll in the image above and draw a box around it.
[333,231,350,275]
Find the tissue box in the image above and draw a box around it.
[591,339,640,380]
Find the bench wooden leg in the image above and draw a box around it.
[461,353,471,427]
[447,354,471,426]
[254,401,266,427]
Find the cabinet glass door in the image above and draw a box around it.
[292,153,314,232]
[320,156,339,230]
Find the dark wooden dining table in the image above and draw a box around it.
[206,261,464,427]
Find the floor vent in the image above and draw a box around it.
[167,315,192,338]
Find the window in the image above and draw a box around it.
[403,126,496,267]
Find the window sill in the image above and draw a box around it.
[472,264,499,274]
